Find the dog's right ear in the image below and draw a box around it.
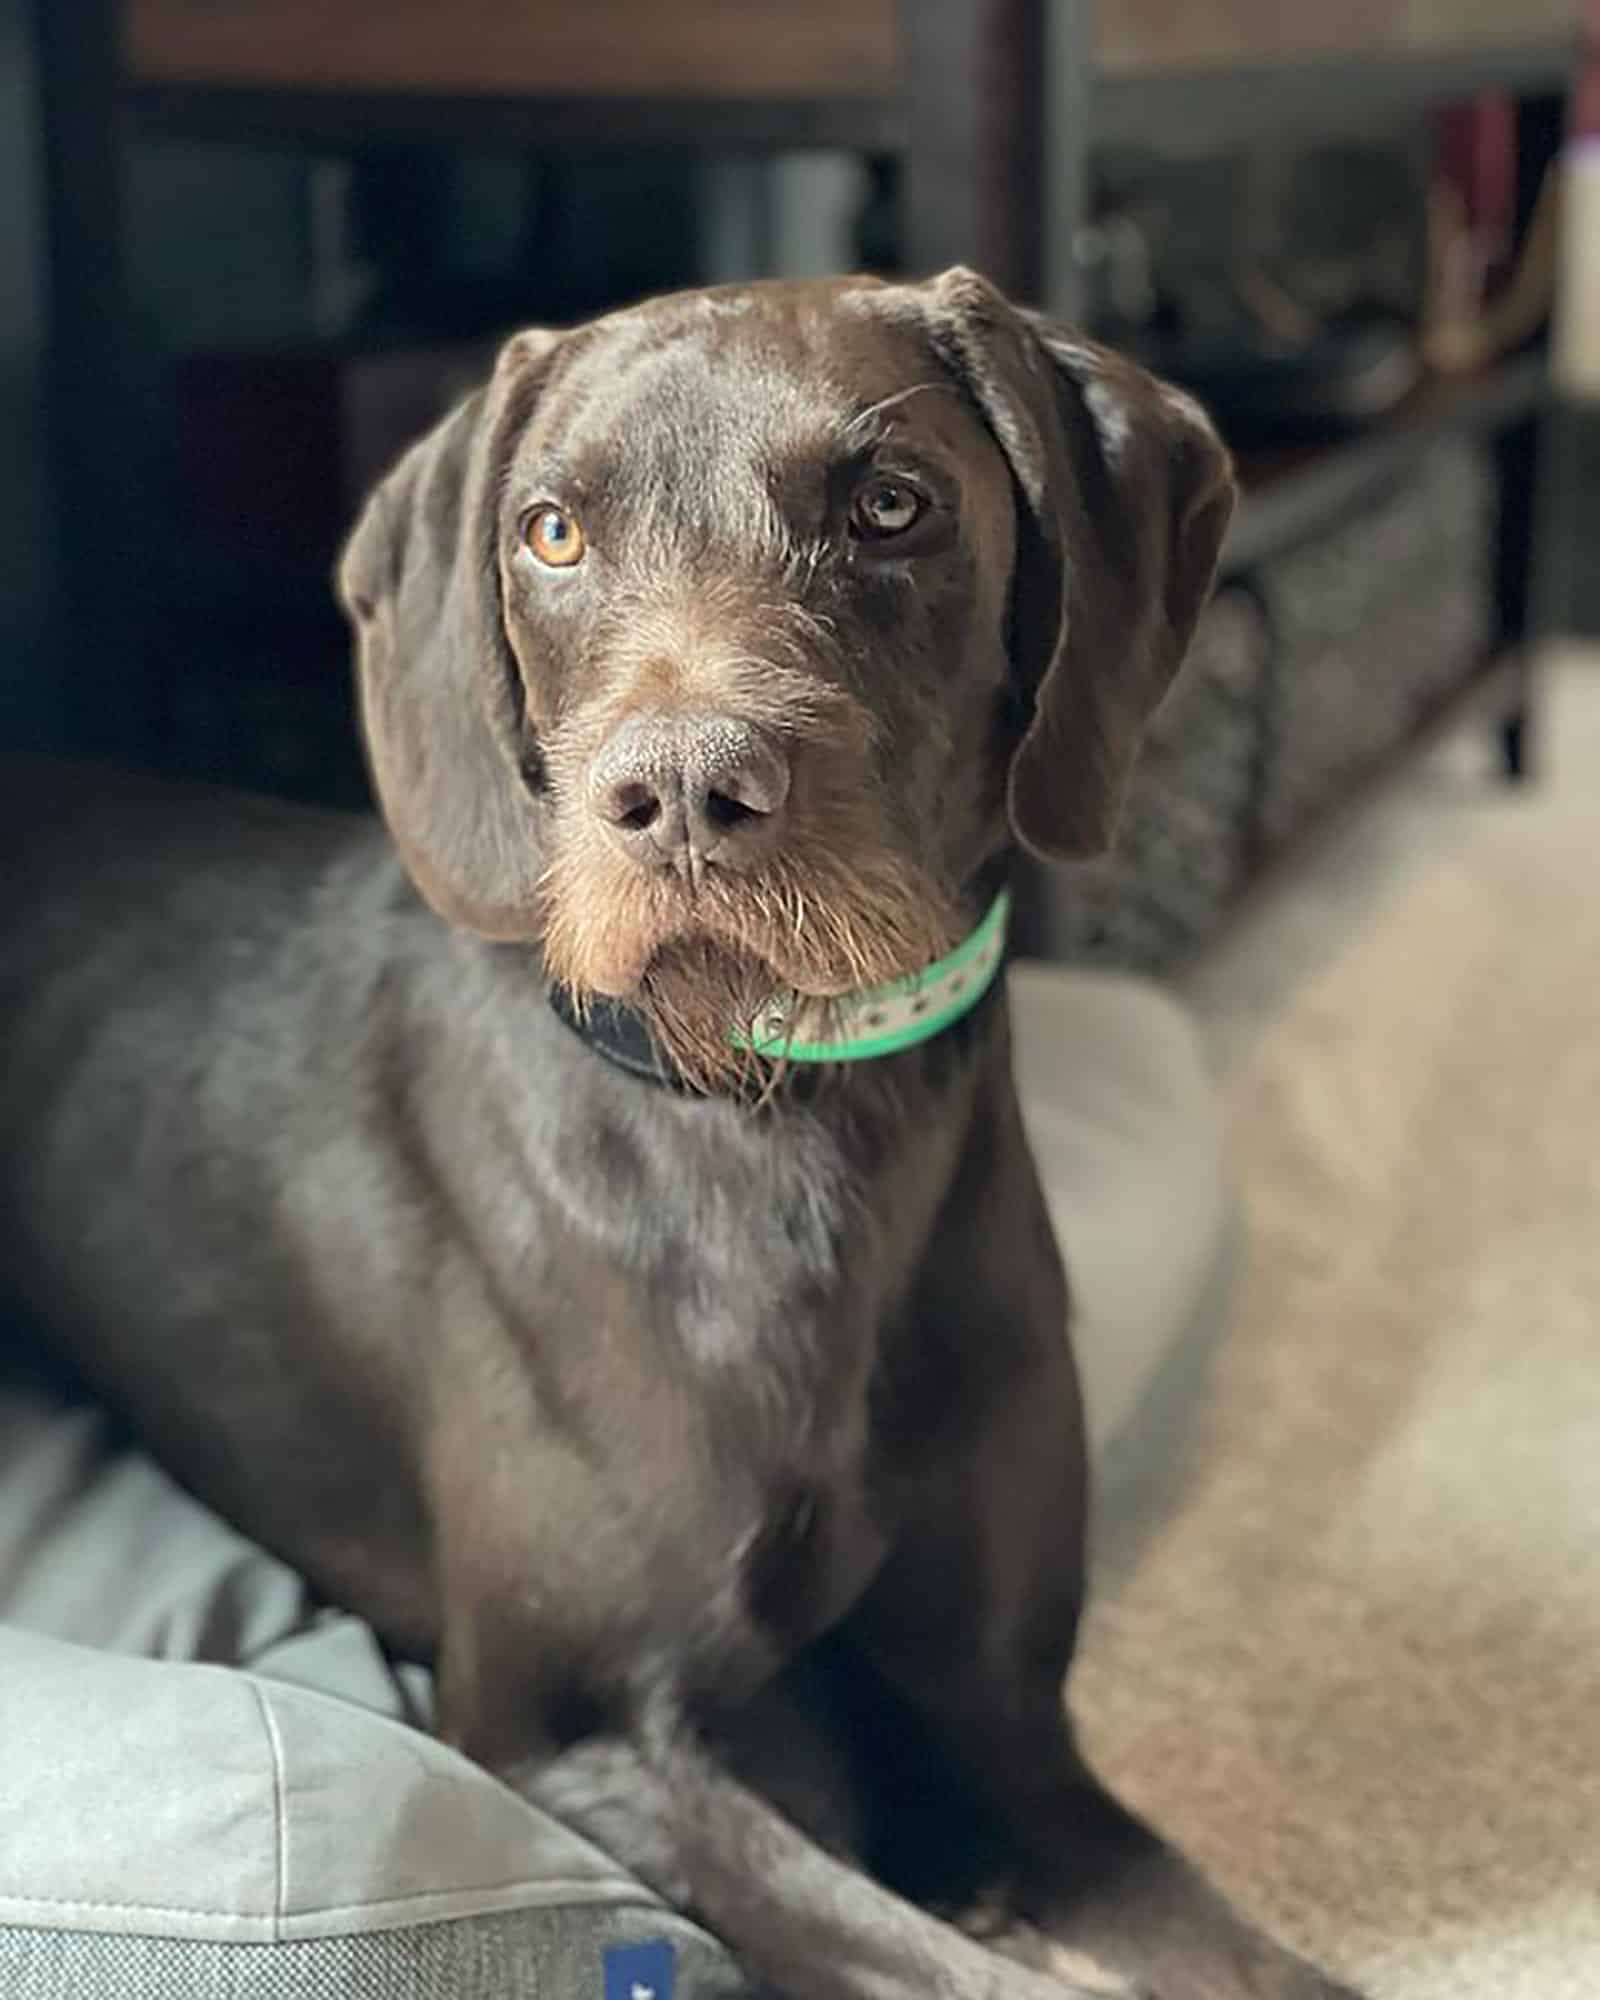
[337,329,561,939]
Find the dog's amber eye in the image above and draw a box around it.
[850,478,926,541]
[525,505,586,568]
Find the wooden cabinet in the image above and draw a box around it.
[125,0,899,99]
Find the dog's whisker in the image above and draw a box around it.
[842,379,962,442]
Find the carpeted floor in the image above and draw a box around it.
[1073,650,1600,1999]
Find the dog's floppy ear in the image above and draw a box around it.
[923,268,1235,861]
[337,329,561,937]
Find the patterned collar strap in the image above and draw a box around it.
[731,890,1010,1065]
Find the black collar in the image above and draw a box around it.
[545,982,703,1093]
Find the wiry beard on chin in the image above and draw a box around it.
[634,936,801,1096]
[539,830,961,1096]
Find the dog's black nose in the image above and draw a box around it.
[589,715,791,873]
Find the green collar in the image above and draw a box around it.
[732,890,1011,1064]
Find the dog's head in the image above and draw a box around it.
[338,269,1233,1086]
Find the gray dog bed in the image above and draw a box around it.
[0,963,1228,1997]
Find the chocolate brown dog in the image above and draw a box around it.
[0,270,1359,2000]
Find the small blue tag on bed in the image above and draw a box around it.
[604,1938,676,2000]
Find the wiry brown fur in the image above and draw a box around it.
[539,795,958,1094]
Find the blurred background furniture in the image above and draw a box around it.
[3,0,1582,966]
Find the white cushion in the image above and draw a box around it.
[0,1625,643,1944]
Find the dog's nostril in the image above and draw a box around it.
[704,789,763,831]
[610,783,661,832]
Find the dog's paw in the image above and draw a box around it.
[977,1917,1154,1999]
[1036,1941,1157,1999]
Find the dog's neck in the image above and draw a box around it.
[548,890,1011,1095]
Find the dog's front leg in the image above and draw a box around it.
[437,1621,1127,2000]
[847,1131,1363,2000]
[846,1594,1363,2000]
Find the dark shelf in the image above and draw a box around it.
[126,82,905,154]
[1221,352,1546,578]
[1095,40,1576,153]
[1177,649,1528,978]
[128,38,1576,161]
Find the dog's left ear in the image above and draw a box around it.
[921,267,1235,861]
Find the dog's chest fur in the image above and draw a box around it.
[436,976,988,1652]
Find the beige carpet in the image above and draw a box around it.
[1073,651,1600,1999]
